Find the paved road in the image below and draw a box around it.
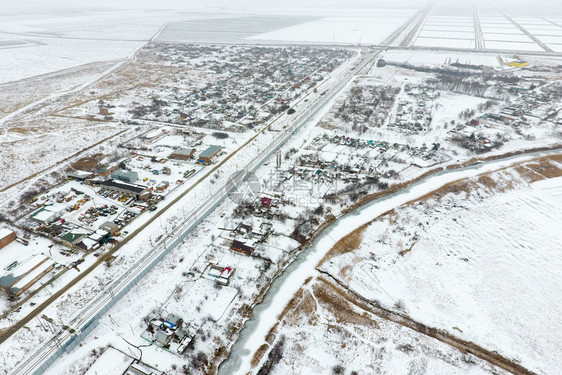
[473,6,485,50]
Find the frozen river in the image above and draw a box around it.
[218,147,562,375]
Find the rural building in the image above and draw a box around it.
[30,203,67,224]
[0,255,55,297]
[169,147,196,160]
[99,179,150,200]
[197,145,221,165]
[206,264,233,286]
[142,129,165,144]
[236,223,253,235]
[111,169,139,183]
[99,107,109,115]
[60,232,86,249]
[156,181,169,192]
[231,240,254,256]
[261,197,272,207]
[0,229,17,250]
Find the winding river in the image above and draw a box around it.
[218,148,562,375]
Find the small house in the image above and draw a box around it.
[236,223,253,235]
[156,181,169,192]
[231,240,254,256]
[154,330,172,346]
[261,197,272,207]
[207,264,233,286]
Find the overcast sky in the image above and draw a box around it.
[2,0,561,13]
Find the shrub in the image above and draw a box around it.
[332,364,345,374]
[212,131,229,139]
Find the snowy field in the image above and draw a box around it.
[2,5,562,85]
[321,160,562,375]
[247,12,416,45]
[1,3,562,375]
[257,278,509,375]
[0,9,200,83]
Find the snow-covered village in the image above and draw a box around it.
[0,1,561,375]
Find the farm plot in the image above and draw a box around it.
[247,12,416,45]
[414,16,475,50]
[480,16,546,51]
[516,18,562,52]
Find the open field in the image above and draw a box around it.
[252,277,510,375]
[319,156,562,375]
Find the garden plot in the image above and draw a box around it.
[0,9,197,83]
[321,166,562,375]
[415,38,475,49]
[523,27,562,35]
[414,17,475,49]
[544,43,562,52]
[483,33,533,43]
[530,35,562,43]
[484,41,544,51]
[57,44,353,134]
[418,30,474,39]
[382,50,499,68]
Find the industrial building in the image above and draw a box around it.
[110,169,139,183]
[30,203,68,224]
[97,162,121,177]
[60,231,86,249]
[0,254,56,297]
[169,147,196,160]
[0,228,17,250]
[99,179,151,200]
[198,145,222,165]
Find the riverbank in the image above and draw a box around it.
[247,152,562,374]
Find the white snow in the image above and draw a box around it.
[323,170,562,375]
